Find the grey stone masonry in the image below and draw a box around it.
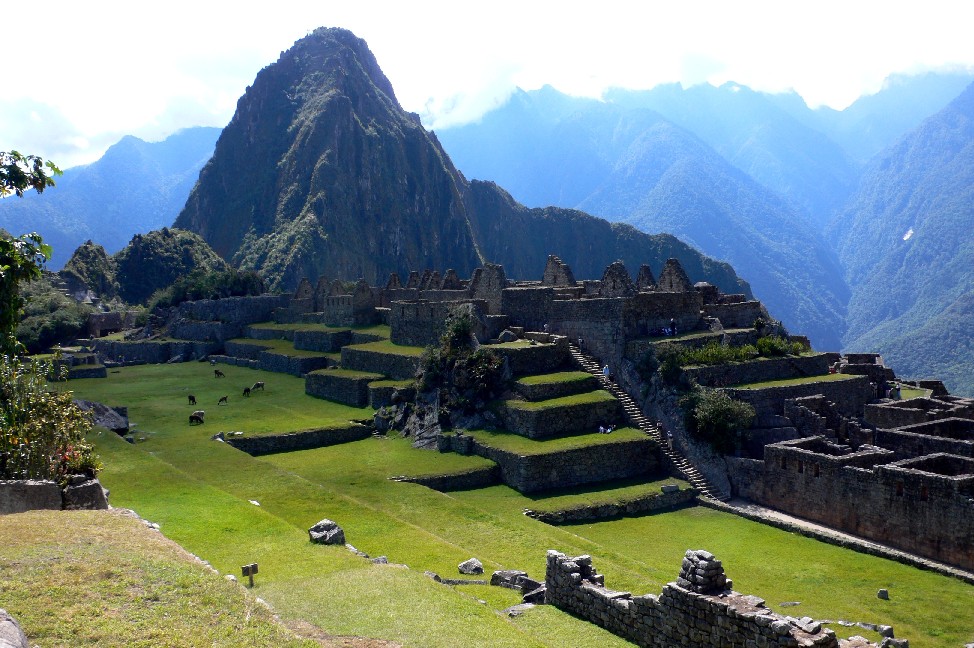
[306,369,385,406]
[545,550,884,647]
[0,480,61,514]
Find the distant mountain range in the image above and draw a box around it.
[174,27,748,295]
[831,82,974,395]
[0,127,219,268]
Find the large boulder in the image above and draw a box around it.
[308,518,345,545]
[61,477,109,510]
[0,609,28,648]
[458,558,483,575]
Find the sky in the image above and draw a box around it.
[4,0,974,169]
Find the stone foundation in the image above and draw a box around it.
[306,369,384,406]
[545,550,884,647]
[224,425,371,456]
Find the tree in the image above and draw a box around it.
[1,150,61,197]
[0,151,61,354]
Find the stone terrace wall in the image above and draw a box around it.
[498,396,624,439]
[513,374,600,401]
[390,299,489,347]
[393,465,501,492]
[225,425,371,455]
[453,434,657,493]
[545,550,853,648]
[723,376,874,419]
[91,339,220,364]
[683,354,831,388]
[340,347,421,381]
[305,369,384,406]
[258,351,334,376]
[489,339,570,376]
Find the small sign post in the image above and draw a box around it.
[241,562,259,588]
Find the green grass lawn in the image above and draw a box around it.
[60,364,974,648]
[462,427,647,455]
[731,373,857,389]
[501,389,616,411]
[516,371,593,386]
[345,340,426,357]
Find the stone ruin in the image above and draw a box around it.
[545,549,897,647]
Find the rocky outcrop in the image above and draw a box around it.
[175,27,750,298]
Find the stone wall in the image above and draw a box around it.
[501,286,554,331]
[498,395,624,439]
[305,369,384,406]
[368,382,416,409]
[450,434,658,493]
[257,351,333,377]
[702,300,766,330]
[750,437,974,572]
[524,486,698,524]
[91,339,220,364]
[550,297,627,363]
[224,340,270,360]
[683,353,831,388]
[622,292,705,339]
[873,422,974,461]
[513,374,600,401]
[392,465,501,491]
[722,376,874,419]
[225,425,371,456]
[169,319,242,342]
[389,299,488,347]
[176,295,288,324]
[545,550,859,648]
[864,397,972,429]
[244,326,296,341]
[490,339,570,376]
[293,329,352,352]
[0,478,108,514]
[340,347,421,381]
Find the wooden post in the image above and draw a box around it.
[241,562,258,588]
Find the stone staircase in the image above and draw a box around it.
[568,343,730,502]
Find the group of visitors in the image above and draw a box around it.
[598,424,615,434]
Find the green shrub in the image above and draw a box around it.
[755,335,808,357]
[679,341,757,366]
[0,352,100,482]
[417,307,505,413]
[680,386,755,454]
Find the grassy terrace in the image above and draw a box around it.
[523,476,693,513]
[463,427,646,455]
[313,367,385,380]
[730,373,857,389]
[369,378,414,388]
[488,340,546,349]
[501,389,616,411]
[344,339,426,357]
[647,328,752,343]
[516,371,592,386]
[52,364,974,647]
[226,337,340,359]
[81,363,371,437]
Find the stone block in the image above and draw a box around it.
[0,480,61,514]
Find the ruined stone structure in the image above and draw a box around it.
[82,254,974,585]
[728,392,974,572]
[545,550,888,647]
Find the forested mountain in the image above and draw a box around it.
[437,90,847,349]
[174,28,749,296]
[0,127,219,268]
[832,81,974,395]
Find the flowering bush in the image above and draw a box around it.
[0,352,99,483]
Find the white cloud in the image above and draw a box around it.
[5,0,974,166]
